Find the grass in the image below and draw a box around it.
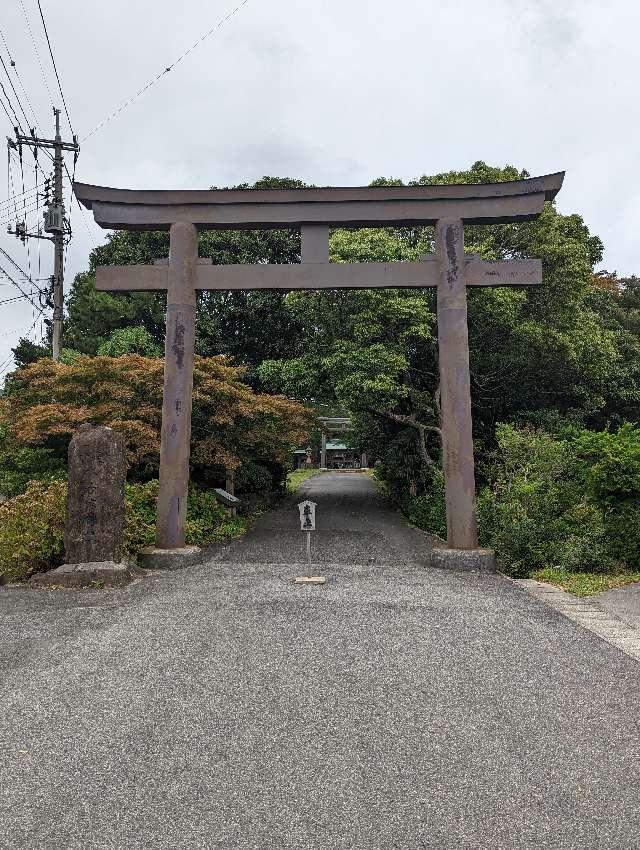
[531,566,640,597]
[286,468,325,494]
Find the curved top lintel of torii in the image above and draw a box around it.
[73,172,564,232]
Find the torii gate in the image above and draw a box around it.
[75,173,564,569]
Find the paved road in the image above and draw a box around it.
[2,472,640,849]
[595,583,640,629]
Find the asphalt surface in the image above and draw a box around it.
[2,472,640,849]
[595,582,640,629]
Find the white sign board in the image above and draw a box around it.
[298,500,316,531]
[213,488,241,507]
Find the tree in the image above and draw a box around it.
[4,355,313,485]
[11,337,49,368]
[583,273,640,427]
[97,327,162,357]
[63,177,308,368]
[56,162,638,507]
[258,162,622,502]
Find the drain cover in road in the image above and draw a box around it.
[295,576,326,585]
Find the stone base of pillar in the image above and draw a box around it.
[138,546,202,571]
[429,547,497,574]
[31,561,135,588]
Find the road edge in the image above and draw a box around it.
[514,578,640,662]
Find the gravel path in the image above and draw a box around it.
[2,472,640,849]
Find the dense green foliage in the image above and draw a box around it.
[478,425,640,575]
[476,423,640,576]
[122,480,247,555]
[38,177,309,377]
[0,480,67,582]
[97,327,162,357]
[256,164,640,578]
[0,404,66,497]
[2,354,311,489]
[0,479,247,583]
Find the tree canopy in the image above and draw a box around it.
[52,177,309,372]
[3,354,312,484]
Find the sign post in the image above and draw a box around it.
[298,499,316,570]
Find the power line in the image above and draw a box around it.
[17,141,33,278]
[0,275,50,283]
[82,0,251,141]
[0,182,40,211]
[0,270,45,317]
[18,0,55,109]
[0,247,47,315]
[0,78,22,129]
[0,313,42,379]
[35,0,74,136]
[0,26,40,128]
[0,51,32,130]
[2,12,89,259]
[63,158,97,251]
[0,245,39,287]
[0,322,31,337]
[0,290,41,306]
[0,199,43,226]
[0,99,15,128]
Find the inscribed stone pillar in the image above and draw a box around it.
[321,431,327,468]
[156,221,198,549]
[64,424,126,564]
[435,218,478,550]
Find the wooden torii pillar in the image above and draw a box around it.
[75,174,564,569]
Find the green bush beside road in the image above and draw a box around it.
[0,479,247,584]
[0,480,67,583]
[400,421,640,591]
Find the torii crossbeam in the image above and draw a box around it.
[75,173,564,569]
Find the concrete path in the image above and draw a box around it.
[2,472,640,849]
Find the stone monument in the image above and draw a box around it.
[34,424,133,587]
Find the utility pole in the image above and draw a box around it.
[51,109,65,360]
[7,107,79,360]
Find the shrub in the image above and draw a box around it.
[405,467,447,539]
[4,355,313,483]
[0,443,66,499]
[123,480,158,555]
[604,505,640,568]
[574,424,640,568]
[97,327,162,358]
[0,480,66,582]
[476,423,640,577]
[0,404,66,498]
[184,485,232,546]
[0,479,245,583]
[123,480,238,553]
[235,460,274,494]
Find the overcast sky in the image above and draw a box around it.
[1,0,639,374]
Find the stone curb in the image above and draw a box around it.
[138,546,203,571]
[430,547,497,574]
[514,579,640,662]
[29,561,136,589]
